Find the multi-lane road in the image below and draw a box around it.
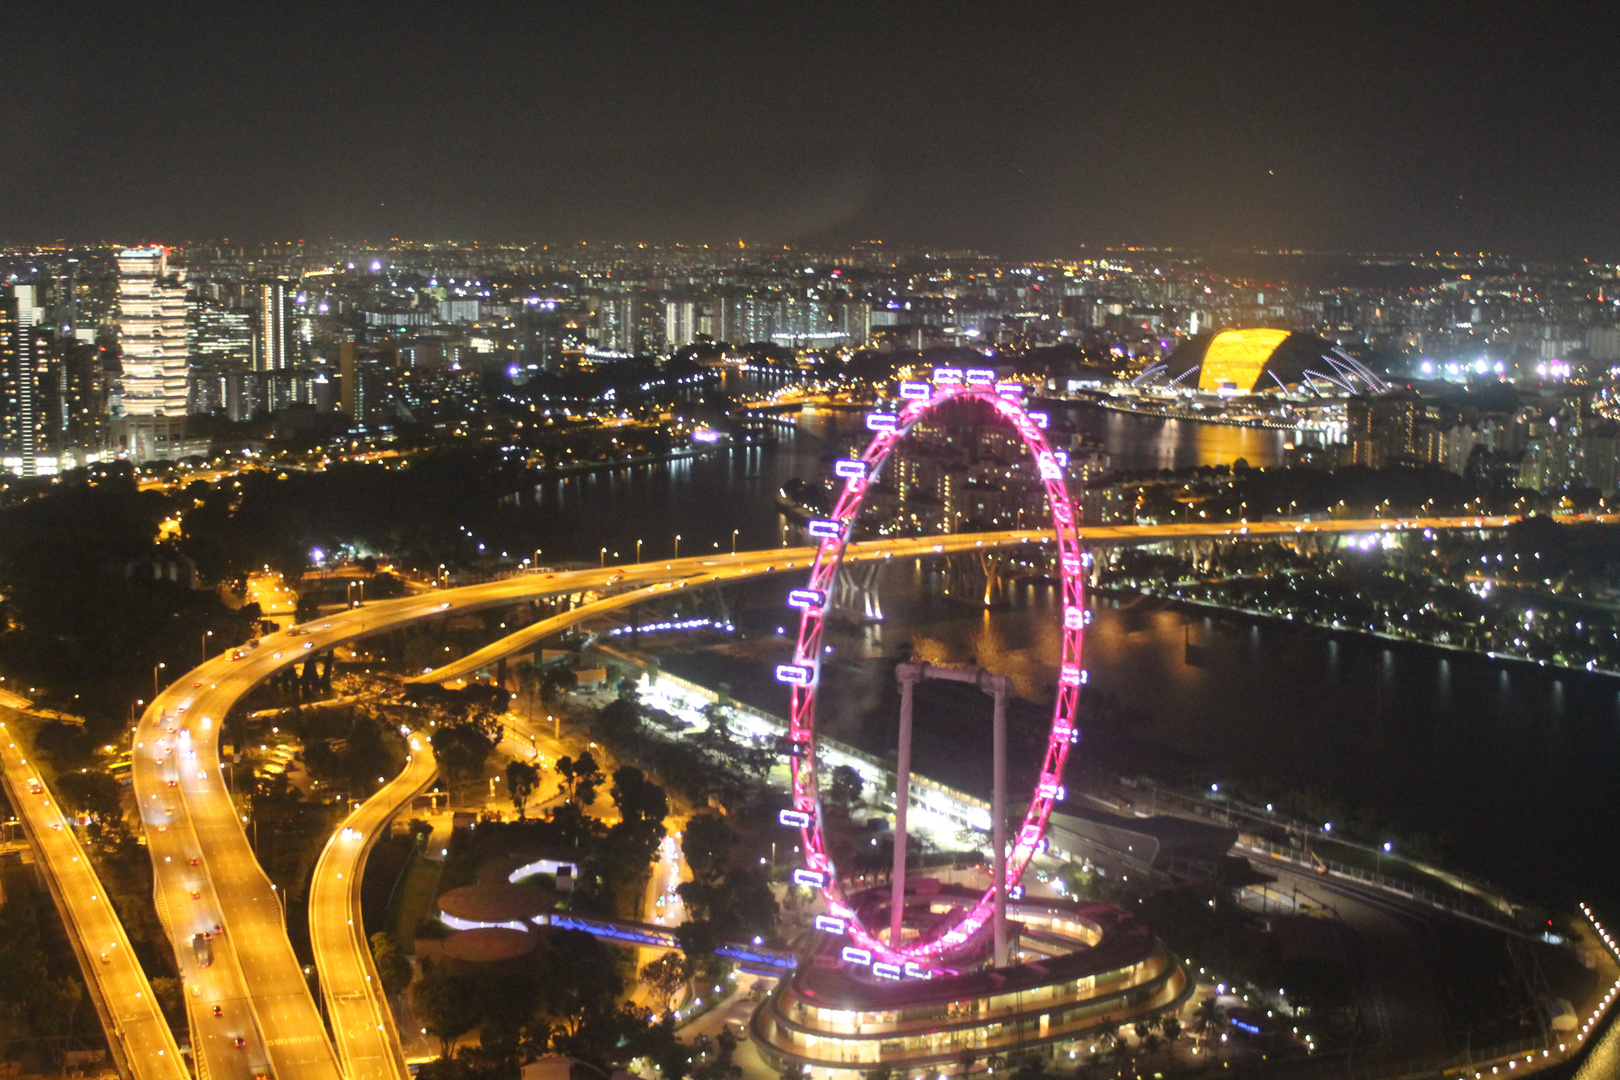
[308,734,437,1080]
[0,713,189,1080]
[90,514,1533,1080]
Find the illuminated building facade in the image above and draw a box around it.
[116,247,189,415]
[115,247,191,460]
[256,280,291,371]
[751,890,1188,1074]
[1142,328,1386,396]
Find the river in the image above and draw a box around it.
[513,400,1620,910]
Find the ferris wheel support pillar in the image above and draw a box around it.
[890,663,924,948]
[989,673,1009,967]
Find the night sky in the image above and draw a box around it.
[4,2,1620,257]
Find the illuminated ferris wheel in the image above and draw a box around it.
[774,368,1088,975]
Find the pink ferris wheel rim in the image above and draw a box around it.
[780,376,1087,971]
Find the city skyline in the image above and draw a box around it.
[4,9,1620,1079]
[4,3,1620,257]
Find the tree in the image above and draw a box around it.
[634,1014,691,1080]
[682,813,735,884]
[600,767,670,910]
[556,751,604,807]
[693,1027,742,1080]
[1010,1059,1048,1080]
[412,966,483,1058]
[535,930,623,1039]
[640,952,693,1014]
[694,703,739,759]
[474,971,543,1067]
[150,975,186,1030]
[56,768,126,843]
[431,721,497,801]
[612,766,668,829]
[861,1065,894,1080]
[956,1047,977,1078]
[540,668,578,704]
[28,975,83,1066]
[370,932,413,999]
[1161,1015,1183,1042]
[506,760,540,816]
[827,764,864,808]
[594,697,641,746]
[721,863,779,942]
[673,919,720,968]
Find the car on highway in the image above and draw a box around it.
[212,1005,223,1017]
[233,1037,246,1049]
[27,779,42,795]
[190,890,201,899]
[168,779,177,788]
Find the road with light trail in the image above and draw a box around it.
[127,515,1538,1079]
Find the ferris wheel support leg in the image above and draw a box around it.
[891,664,922,948]
[992,679,1008,968]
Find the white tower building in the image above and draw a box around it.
[116,247,190,459]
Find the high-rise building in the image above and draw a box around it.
[191,300,253,366]
[255,280,291,371]
[116,248,189,415]
[665,299,697,349]
[0,286,50,473]
[0,296,19,464]
[1346,395,1418,468]
[339,339,390,428]
[115,247,190,459]
[594,293,636,355]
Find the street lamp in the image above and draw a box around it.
[201,630,213,665]
[732,528,739,555]
[153,663,165,698]
[600,546,608,568]
[674,534,681,559]
[636,539,643,563]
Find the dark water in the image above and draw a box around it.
[521,397,1620,909]
[657,577,1620,910]
[517,393,1284,567]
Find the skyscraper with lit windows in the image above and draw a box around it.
[115,247,190,458]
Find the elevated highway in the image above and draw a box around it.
[408,515,1532,684]
[308,733,436,1080]
[0,715,189,1080]
[130,514,1538,1079]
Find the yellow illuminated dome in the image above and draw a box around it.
[1197,329,1290,392]
[1146,329,1386,396]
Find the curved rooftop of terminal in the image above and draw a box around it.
[1136,329,1387,396]
[751,885,1187,1075]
